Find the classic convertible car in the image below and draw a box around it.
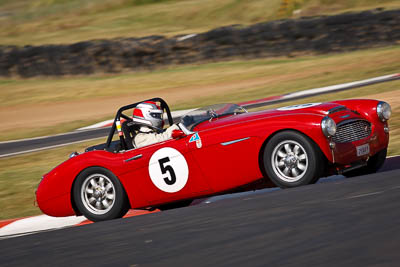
[36,98,391,221]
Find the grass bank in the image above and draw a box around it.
[0,0,399,45]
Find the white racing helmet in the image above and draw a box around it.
[132,101,164,130]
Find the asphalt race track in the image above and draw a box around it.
[1,168,400,267]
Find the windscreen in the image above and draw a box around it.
[180,103,247,131]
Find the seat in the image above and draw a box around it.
[121,121,139,149]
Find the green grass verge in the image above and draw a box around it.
[0,0,399,45]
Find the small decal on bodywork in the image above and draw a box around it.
[196,139,202,149]
[189,133,200,143]
[189,133,202,148]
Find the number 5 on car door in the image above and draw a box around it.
[123,138,211,205]
[158,157,177,185]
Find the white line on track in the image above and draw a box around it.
[281,73,400,100]
[0,137,104,158]
[0,215,86,239]
[346,191,384,199]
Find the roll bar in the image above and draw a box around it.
[105,98,174,150]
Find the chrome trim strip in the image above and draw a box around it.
[125,154,143,162]
[221,137,250,146]
[336,118,369,126]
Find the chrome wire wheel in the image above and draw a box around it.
[81,174,116,215]
[271,140,308,183]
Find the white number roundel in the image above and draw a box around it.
[148,147,189,193]
[277,103,321,111]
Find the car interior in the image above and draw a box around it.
[85,98,174,153]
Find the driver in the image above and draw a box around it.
[132,101,180,148]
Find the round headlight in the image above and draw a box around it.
[321,116,337,137]
[377,101,391,121]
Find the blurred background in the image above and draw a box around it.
[0,0,399,220]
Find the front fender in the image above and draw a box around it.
[332,99,384,122]
[252,113,332,162]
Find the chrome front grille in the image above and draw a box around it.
[332,120,371,143]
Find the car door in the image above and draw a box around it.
[122,136,211,205]
[188,123,263,192]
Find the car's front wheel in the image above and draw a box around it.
[263,131,324,188]
[73,167,129,222]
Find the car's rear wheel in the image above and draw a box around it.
[263,131,324,188]
[73,167,129,222]
[344,148,387,178]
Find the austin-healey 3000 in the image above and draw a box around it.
[36,98,391,221]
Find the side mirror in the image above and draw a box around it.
[171,129,186,140]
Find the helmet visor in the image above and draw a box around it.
[150,112,162,119]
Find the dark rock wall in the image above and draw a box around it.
[0,9,399,77]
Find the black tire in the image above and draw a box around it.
[344,148,387,178]
[263,131,324,188]
[73,167,129,222]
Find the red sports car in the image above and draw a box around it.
[36,98,391,222]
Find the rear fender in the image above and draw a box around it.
[38,151,130,216]
[66,151,149,210]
